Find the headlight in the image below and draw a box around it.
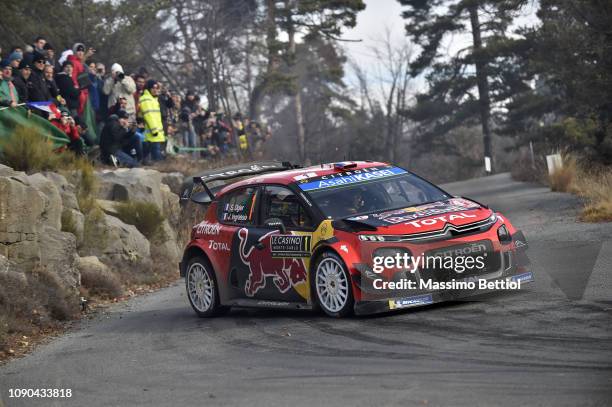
[497,224,511,243]
[359,234,386,242]
[488,213,498,224]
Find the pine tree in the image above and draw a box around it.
[398,0,528,171]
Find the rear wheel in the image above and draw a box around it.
[313,252,354,317]
[185,256,227,317]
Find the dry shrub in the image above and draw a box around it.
[549,155,576,192]
[80,267,123,299]
[0,268,79,350]
[511,147,548,183]
[114,200,166,240]
[150,155,242,176]
[0,125,63,173]
[573,167,612,222]
[107,250,177,289]
[28,268,80,321]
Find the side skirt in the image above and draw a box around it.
[226,298,313,311]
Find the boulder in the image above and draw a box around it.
[82,214,150,264]
[161,172,185,196]
[43,172,80,211]
[76,255,110,277]
[0,253,27,285]
[28,173,63,230]
[63,208,85,244]
[160,184,181,228]
[153,220,181,264]
[96,168,164,208]
[0,173,46,247]
[39,226,80,288]
[0,163,19,177]
[96,199,120,217]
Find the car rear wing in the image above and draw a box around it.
[181,161,297,204]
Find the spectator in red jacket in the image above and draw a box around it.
[67,43,94,116]
[51,110,82,154]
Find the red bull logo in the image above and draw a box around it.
[238,228,308,297]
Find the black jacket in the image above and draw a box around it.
[12,75,29,103]
[27,68,51,102]
[46,78,61,100]
[55,72,80,111]
[100,115,133,156]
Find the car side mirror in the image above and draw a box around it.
[191,191,212,205]
[264,218,286,234]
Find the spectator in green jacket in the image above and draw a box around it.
[0,60,18,108]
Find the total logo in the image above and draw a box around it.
[208,240,230,251]
[407,212,477,228]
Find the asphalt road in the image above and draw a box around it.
[1,173,611,407]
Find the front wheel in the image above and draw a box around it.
[313,252,354,317]
[185,256,227,317]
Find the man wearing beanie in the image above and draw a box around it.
[138,79,165,161]
[102,62,136,117]
[8,51,22,70]
[67,42,93,115]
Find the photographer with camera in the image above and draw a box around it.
[102,63,136,120]
[99,109,142,168]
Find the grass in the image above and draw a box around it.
[114,200,166,240]
[0,267,79,352]
[548,154,612,222]
[549,155,576,192]
[573,168,612,222]
[0,125,65,173]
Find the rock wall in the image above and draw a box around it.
[0,164,183,301]
[0,165,79,289]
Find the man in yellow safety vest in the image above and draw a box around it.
[139,79,165,161]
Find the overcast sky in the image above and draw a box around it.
[341,0,408,92]
[339,0,539,101]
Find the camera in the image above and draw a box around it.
[117,72,125,81]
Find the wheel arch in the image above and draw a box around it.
[310,244,354,290]
[180,245,210,277]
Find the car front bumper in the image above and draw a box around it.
[353,268,534,315]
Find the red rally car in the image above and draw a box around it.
[179,161,533,317]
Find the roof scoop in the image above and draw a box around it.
[334,162,358,170]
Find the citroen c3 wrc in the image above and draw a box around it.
[179,161,533,317]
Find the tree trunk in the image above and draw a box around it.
[287,2,307,164]
[249,0,277,120]
[468,3,494,172]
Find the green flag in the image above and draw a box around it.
[0,106,70,150]
[82,99,98,142]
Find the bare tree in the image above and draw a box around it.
[352,28,414,163]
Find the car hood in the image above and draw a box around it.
[345,197,494,235]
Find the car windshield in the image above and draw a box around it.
[298,167,451,220]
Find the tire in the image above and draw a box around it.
[185,256,228,317]
[313,251,354,318]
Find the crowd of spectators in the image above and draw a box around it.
[0,36,271,167]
